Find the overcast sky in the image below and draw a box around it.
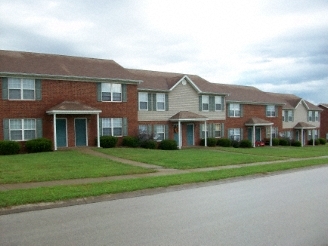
[1,0,327,104]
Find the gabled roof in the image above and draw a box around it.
[0,50,141,84]
[268,92,322,110]
[169,111,207,121]
[245,117,273,126]
[318,103,328,109]
[129,69,227,95]
[294,122,316,129]
[46,101,101,114]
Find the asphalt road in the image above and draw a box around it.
[1,166,328,246]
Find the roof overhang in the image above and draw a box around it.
[245,117,274,126]
[46,101,102,115]
[293,122,316,129]
[169,111,208,122]
[0,72,143,85]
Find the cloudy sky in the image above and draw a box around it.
[1,0,327,104]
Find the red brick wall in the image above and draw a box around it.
[319,106,328,139]
[225,104,283,140]
[0,79,138,146]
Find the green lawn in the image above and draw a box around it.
[0,150,153,184]
[1,157,328,208]
[95,147,285,169]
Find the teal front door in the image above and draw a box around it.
[56,119,67,148]
[248,127,261,142]
[187,124,194,146]
[75,118,87,146]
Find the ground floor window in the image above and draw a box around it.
[200,124,208,139]
[228,128,241,141]
[8,119,36,141]
[214,123,222,138]
[101,118,122,136]
[282,130,293,139]
[154,125,165,141]
[308,129,319,139]
[266,127,278,138]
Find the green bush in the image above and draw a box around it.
[122,136,139,148]
[158,139,178,150]
[308,139,319,145]
[0,140,20,155]
[291,140,302,147]
[200,138,217,147]
[25,138,52,153]
[232,140,240,148]
[239,139,252,148]
[217,138,231,147]
[272,138,279,146]
[319,138,327,145]
[100,136,118,148]
[140,139,157,149]
[279,138,289,146]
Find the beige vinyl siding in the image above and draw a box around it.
[138,79,226,121]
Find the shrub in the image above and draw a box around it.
[25,138,52,153]
[0,140,20,155]
[158,139,178,150]
[319,138,327,145]
[279,138,289,146]
[100,136,118,148]
[232,140,240,148]
[239,139,252,148]
[291,140,302,147]
[308,139,319,145]
[217,138,231,147]
[140,139,157,149]
[122,136,139,148]
[272,138,279,146]
[200,138,217,147]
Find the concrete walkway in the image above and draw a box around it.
[1,148,328,192]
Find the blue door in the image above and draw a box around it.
[56,119,67,148]
[187,124,194,146]
[75,118,87,146]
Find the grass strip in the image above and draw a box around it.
[1,158,327,208]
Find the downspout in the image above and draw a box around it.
[204,120,207,147]
[97,113,100,148]
[270,125,272,147]
[53,114,57,151]
[253,125,256,147]
[178,120,182,149]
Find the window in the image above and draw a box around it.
[154,125,165,141]
[101,118,122,136]
[308,111,313,122]
[315,111,319,121]
[288,110,293,121]
[309,130,318,140]
[214,123,221,138]
[266,127,278,138]
[101,83,122,102]
[201,124,209,139]
[266,105,276,117]
[8,78,35,100]
[139,92,148,110]
[156,93,165,111]
[9,119,36,141]
[228,128,241,141]
[215,96,222,111]
[283,110,293,122]
[229,103,241,117]
[202,95,209,111]
[138,125,147,135]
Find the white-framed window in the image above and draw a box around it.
[228,128,241,141]
[138,125,147,135]
[214,123,221,138]
[139,92,148,110]
[202,95,209,111]
[215,96,222,111]
[201,124,209,139]
[308,111,313,122]
[156,93,165,111]
[154,125,165,141]
[308,129,319,139]
[8,78,35,100]
[315,111,319,121]
[229,103,241,117]
[9,119,36,141]
[266,127,278,138]
[101,118,122,136]
[288,110,293,121]
[101,83,122,102]
[266,105,276,117]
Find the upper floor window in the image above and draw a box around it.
[101,118,123,136]
[283,110,293,122]
[156,93,165,111]
[101,83,122,102]
[229,103,241,117]
[8,78,35,100]
[266,105,276,117]
[202,95,209,111]
[315,111,319,121]
[9,119,36,141]
[215,96,222,111]
[139,92,148,110]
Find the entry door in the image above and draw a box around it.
[174,124,179,144]
[75,118,87,146]
[56,119,67,148]
[255,128,261,141]
[187,124,194,146]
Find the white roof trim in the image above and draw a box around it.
[169,75,201,93]
[47,110,102,115]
